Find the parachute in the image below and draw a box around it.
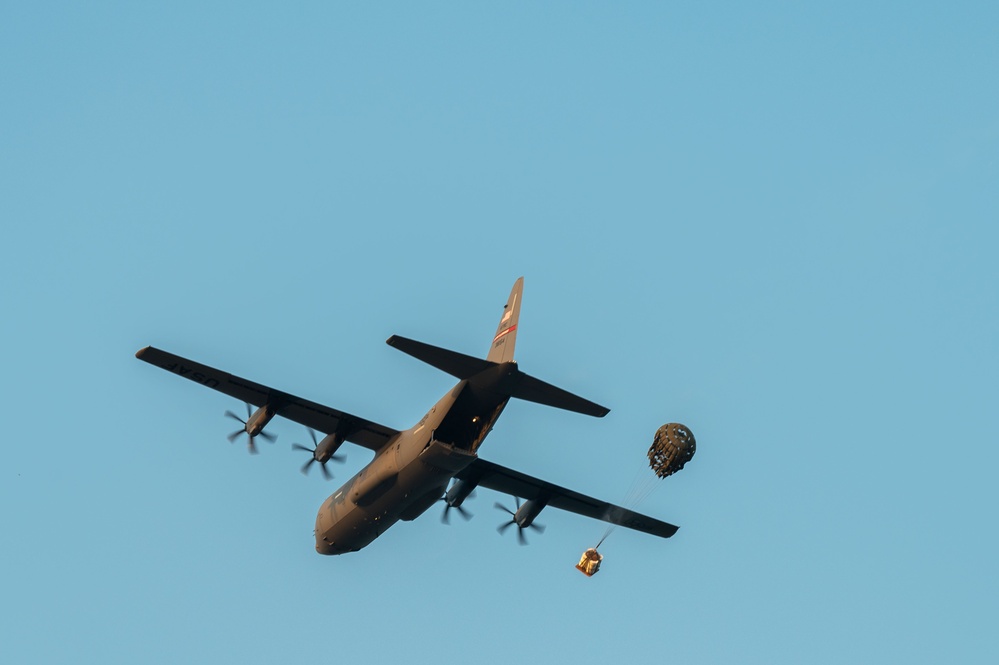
[648,423,696,478]
[577,423,696,577]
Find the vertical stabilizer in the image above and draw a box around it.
[487,277,523,363]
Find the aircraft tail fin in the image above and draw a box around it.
[487,277,523,364]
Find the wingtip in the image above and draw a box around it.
[135,346,152,359]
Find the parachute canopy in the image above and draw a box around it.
[648,423,695,478]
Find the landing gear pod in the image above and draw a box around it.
[576,548,603,577]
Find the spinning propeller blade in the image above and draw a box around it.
[292,427,345,479]
[494,497,544,546]
[440,500,473,524]
[223,402,276,454]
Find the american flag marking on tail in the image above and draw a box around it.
[493,324,517,343]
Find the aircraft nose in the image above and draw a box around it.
[314,501,337,554]
[315,530,348,555]
[315,536,334,555]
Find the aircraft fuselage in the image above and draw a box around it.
[136,278,683,559]
[314,363,515,554]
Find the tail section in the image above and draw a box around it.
[387,277,609,418]
[487,277,523,364]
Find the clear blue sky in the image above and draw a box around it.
[2,3,997,663]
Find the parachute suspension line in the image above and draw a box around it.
[595,527,614,550]
[592,464,657,551]
[620,461,656,507]
[618,467,660,512]
[587,423,697,555]
[619,466,641,506]
[631,473,661,506]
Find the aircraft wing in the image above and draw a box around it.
[135,346,399,451]
[456,458,679,539]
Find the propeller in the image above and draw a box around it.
[440,489,476,524]
[225,402,277,454]
[495,497,545,546]
[292,428,345,479]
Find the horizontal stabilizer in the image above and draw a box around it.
[509,371,610,418]
[387,335,495,380]
[387,335,608,418]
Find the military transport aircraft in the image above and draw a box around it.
[136,278,679,554]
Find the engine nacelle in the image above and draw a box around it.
[515,498,547,528]
[444,478,477,508]
[245,404,277,436]
[314,433,345,463]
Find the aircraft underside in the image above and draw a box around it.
[136,277,681,562]
[315,381,508,554]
